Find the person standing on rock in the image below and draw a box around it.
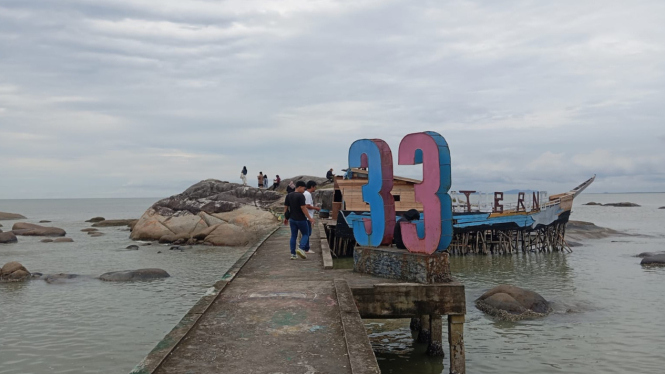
[257,172,264,188]
[263,174,269,188]
[240,166,248,186]
[269,175,281,191]
[284,181,313,260]
[302,180,321,254]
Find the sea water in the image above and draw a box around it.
[1,194,664,374]
[369,193,665,374]
[0,198,247,374]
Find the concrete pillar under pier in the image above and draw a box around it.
[427,314,444,356]
[417,314,431,343]
[448,315,465,374]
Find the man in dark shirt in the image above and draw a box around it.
[284,181,314,259]
[393,209,420,250]
[326,168,334,182]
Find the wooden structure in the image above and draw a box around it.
[324,170,595,256]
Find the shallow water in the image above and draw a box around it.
[1,194,664,374]
[0,199,246,374]
[368,193,665,374]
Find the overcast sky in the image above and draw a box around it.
[1,0,663,199]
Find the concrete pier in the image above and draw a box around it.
[132,223,466,374]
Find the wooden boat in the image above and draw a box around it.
[324,170,595,256]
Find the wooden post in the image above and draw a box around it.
[448,315,465,374]
[427,314,444,356]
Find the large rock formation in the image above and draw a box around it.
[0,231,18,244]
[11,222,66,237]
[131,179,283,246]
[1,261,30,282]
[0,212,26,220]
[476,285,552,321]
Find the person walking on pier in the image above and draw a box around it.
[240,166,248,186]
[284,180,313,260]
[303,180,321,254]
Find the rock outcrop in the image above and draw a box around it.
[274,175,331,193]
[1,261,30,282]
[641,254,665,266]
[0,231,18,244]
[11,222,66,237]
[584,202,602,206]
[131,179,283,246]
[53,238,74,243]
[99,268,170,281]
[476,285,552,321]
[86,217,105,222]
[0,212,26,220]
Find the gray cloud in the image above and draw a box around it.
[1,0,664,198]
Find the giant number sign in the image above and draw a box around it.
[349,131,452,254]
[398,131,453,253]
[348,139,395,247]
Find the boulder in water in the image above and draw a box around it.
[659,206,665,209]
[126,245,139,250]
[476,285,552,321]
[99,268,170,281]
[81,228,98,232]
[86,217,105,223]
[92,219,137,228]
[0,212,27,220]
[53,238,74,243]
[0,231,18,244]
[641,254,665,266]
[584,202,602,206]
[12,222,66,237]
[43,273,81,283]
[90,232,104,237]
[1,261,30,282]
[566,221,624,241]
[636,251,665,258]
[41,239,54,243]
[603,202,640,207]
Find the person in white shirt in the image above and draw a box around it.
[302,180,321,254]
